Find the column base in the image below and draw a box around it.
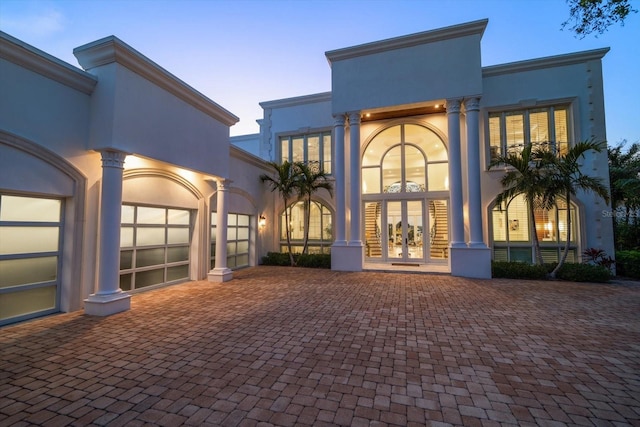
[84,291,131,316]
[331,244,363,271]
[208,268,233,282]
[450,246,492,279]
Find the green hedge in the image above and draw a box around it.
[261,252,331,269]
[615,250,640,279]
[492,261,611,282]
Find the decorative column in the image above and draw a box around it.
[332,114,347,246]
[464,97,486,248]
[85,150,131,316]
[445,99,466,248]
[208,178,233,282]
[348,111,362,246]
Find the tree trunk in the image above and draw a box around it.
[550,193,571,278]
[284,201,296,266]
[529,196,544,265]
[301,197,311,254]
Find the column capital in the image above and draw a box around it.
[100,150,127,169]
[445,99,462,114]
[463,97,481,112]
[347,111,361,126]
[215,178,232,190]
[333,114,346,127]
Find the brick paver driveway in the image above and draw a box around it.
[1,267,639,426]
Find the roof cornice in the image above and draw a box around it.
[482,47,610,77]
[259,92,332,109]
[325,19,488,64]
[230,145,271,170]
[0,31,97,94]
[73,36,239,126]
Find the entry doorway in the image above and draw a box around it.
[387,200,424,262]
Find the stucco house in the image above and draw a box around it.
[0,19,614,326]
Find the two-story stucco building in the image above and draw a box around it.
[0,19,614,325]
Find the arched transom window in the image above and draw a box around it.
[362,124,448,194]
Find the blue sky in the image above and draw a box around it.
[1,0,638,145]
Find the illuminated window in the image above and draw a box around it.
[488,105,570,162]
[491,195,578,263]
[280,201,332,254]
[211,213,250,270]
[280,131,332,174]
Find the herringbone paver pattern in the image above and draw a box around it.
[1,267,639,426]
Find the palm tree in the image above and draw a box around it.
[545,140,610,278]
[260,161,301,266]
[489,143,555,265]
[608,141,640,224]
[294,162,333,254]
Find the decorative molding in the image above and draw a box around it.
[348,112,361,126]
[445,99,462,114]
[230,145,272,171]
[333,114,346,127]
[123,168,203,200]
[259,92,332,109]
[482,48,610,77]
[326,19,488,63]
[0,31,97,95]
[463,97,480,112]
[216,178,232,190]
[73,36,239,126]
[100,150,127,169]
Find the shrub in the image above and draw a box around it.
[555,263,611,283]
[491,262,548,280]
[615,250,640,279]
[261,252,331,269]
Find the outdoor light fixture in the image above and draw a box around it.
[259,215,266,228]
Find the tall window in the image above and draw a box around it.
[489,105,570,162]
[491,195,577,263]
[280,131,332,173]
[280,201,332,254]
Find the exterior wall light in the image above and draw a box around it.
[259,215,266,228]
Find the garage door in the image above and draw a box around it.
[119,205,191,291]
[0,194,62,325]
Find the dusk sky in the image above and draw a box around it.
[1,0,638,146]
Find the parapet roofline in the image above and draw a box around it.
[73,36,239,126]
[325,19,488,64]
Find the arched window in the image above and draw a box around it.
[362,124,448,195]
[280,200,332,254]
[491,195,578,263]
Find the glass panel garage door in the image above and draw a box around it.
[120,205,191,291]
[211,212,250,270]
[0,194,62,325]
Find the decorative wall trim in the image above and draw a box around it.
[123,168,203,200]
[260,92,332,109]
[482,48,610,77]
[0,31,97,94]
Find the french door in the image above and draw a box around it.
[386,200,425,263]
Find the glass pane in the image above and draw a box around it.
[362,167,381,194]
[407,201,423,260]
[120,250,133,270]
[382,146,402,193]
[237,241,249,254]
[228,214,237,226]
[427,163,449,191]
[429,200,448,259]
[529,110,549,145]
[292,137,304,163]
[237,227,249,240]
[120,226,134,248]
[227,227,237,241]
[227,256,237,268]
[137,248,165,268]
[168,228,189,244]
[236,254,249,267]
[211,226,216,243]
[554,107,569,156]
[280,137,290,163]
[121,205,135,224]
[541,249,559,264]
[488,115,501,161]
[168,209,189,225]
[137,207,165,224]
[0,285,56,320]
[507,196,529,242]
[0,256,57,288]
[167,265,188,282]
[227,242,237,255]
[211,212,217,226]
[363,125,401,166]
[322,210,332,240]
[364,202,382,258]
[492,208,507,242]
[167,246,189,263]
[136,227,165,246]
[308,202,321,239]
[288,203,304,240]
[323,134,332,174]
[387,201,402,258]
[404,145,426,192]
[238,215,249,226]
[308,135,320,168]
[0,195,61,222]
[493,247,508,262]
[510,247,532,263]
[505,112,524,154]
[134,269,165,288]
[120,273,132,291]
[0,227,59,255]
